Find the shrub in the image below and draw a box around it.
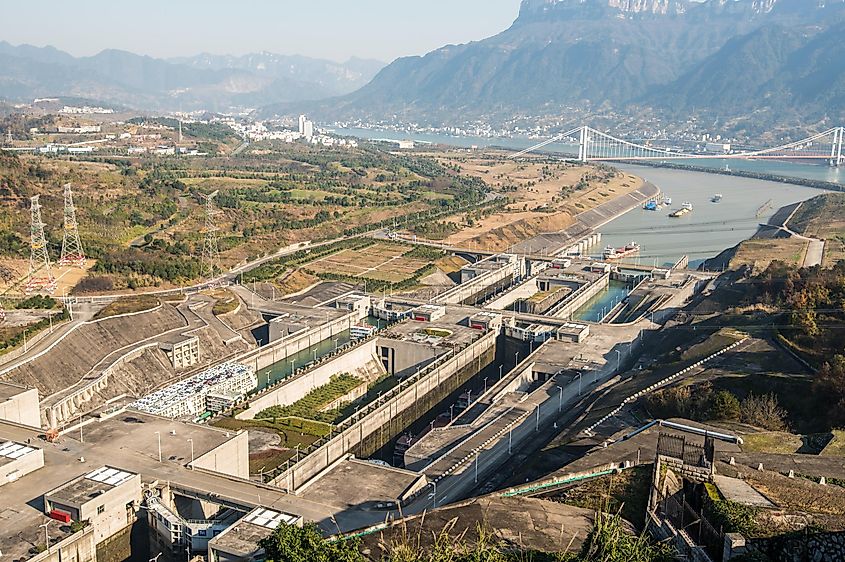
[711,391,741,421]
[740,393,787,431]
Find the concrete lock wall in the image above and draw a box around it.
[375,337,444,379]
[550,273,610,319]
[29,526,97,562]
[237,310,361,374]
[192,430,250,479]
[272,331,497,492]
[0,385,41,428]
[436,263,517,305]
[237,339,378,420]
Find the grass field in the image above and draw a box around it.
[789,194,845,266]
[304,242,429,283]
[730,238,809,272]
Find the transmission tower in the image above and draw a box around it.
[26,195,57,295]
[200,191,221,280]
[59,184,86,268]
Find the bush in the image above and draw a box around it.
[740,393,787,431]
[259,523,361,562]
[255,374,361,423]
[15,295,58,309]
[705,499,758,536]
[711,391,741,421]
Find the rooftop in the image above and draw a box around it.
[211,507,300,555]
[299,459,422,510]
[47,466,136,506]
[0,381,32,401]
[0,440,39,468]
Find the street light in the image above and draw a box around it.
[483,377,489,394]
[150,553,163,562]
[187,438,194,470]
[515,352,520,366]
[499,365,504,380]
[429,481,437,507]
[557,386,564,412]
[535,406,540,431]
[39,522,49,551]
[615,349,621,372]
[154,431,161,463]
[450,404,455,423]
[576,372,583,396]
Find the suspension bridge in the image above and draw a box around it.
[511,125,845,167]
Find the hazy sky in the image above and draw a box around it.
[0,0,521,63]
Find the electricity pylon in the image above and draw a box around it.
[59,184,86,268]
[26,195,57,294]
[200,191,221,280]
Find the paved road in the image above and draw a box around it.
[779,201,825,268]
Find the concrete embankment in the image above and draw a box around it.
[511,182,660,255]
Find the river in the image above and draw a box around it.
[337,127,839,267]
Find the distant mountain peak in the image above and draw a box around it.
[516,0,836,20]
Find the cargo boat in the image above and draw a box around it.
[669,202,693,218]
[602,241,640,260]
[711,194,723,203]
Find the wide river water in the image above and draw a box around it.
[338,127,842,267]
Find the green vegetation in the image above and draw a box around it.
[0,308,69,354]
[704,497,758,537]
[15,295,58,309]
[747,261,845,427]
[93,295,160,319]
[646,383,787,431]
[255,374,362,423]
[244,239,375,283]
[259,510,673,562]
[402,246,446,260]
[552,465,652,530]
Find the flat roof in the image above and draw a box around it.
[299,459,421,510]
[211,507,299,555]
[0,440,38,468]
[0,381,33,401]
[47,466,137,506]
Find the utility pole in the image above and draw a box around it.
[26,195,57,294]
[59,184,86,268]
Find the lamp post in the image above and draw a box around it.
[39,522,49,551]
[483,377,489,394]
[535,406,540,431]
[557,386,563,413]
[499,365,504,380]
[187,438,194,470]
[508,427,513,454]
[450,404,455,423]
[154,431,161,463]
[615,349,621,372]
[576,372,583,396]
[430,481,437,507]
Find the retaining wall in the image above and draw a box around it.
[270,330,497,492]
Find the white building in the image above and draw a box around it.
[303,120,314,140]
[298,115,307,135]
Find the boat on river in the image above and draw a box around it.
[669,202,693,218]
[603,241,640,260]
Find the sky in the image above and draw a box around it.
[0,0,521,63]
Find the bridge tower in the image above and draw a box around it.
[578,126,589,163]
[200,191,221,280]
[59,184,86,268]
[26,195,57,295]
[834,127,844,167]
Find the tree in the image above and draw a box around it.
[710,391,740,421]
[258,523,362,562]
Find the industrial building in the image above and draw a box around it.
[0,381,41,428]
[159,334,201,369]
[44,466,141,543]
[0,440,44,486]
[208,507,303,562]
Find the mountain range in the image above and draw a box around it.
[0,42,384,112]
[262,0,845,133]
